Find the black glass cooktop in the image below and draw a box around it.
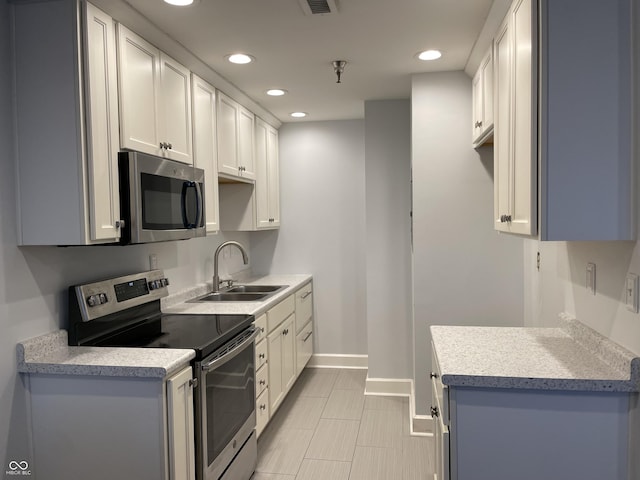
[92,313,254,361]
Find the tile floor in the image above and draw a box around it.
[253,368,435,480]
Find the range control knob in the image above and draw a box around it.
[87,295,97,307]
[148,280,158,291]
[162,278,170,287]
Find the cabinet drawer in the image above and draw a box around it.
[295,283,313,333]
[267,295,295,333]
[256,388,270,438]
[256,339,268,370]
[256,363,268,398]
[296,321,313,377]
[254,313,267,343]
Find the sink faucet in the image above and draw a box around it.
[213,241,249,292]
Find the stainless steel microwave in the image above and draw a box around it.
[118,151,206,244]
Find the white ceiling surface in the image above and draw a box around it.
[124,0,495,122]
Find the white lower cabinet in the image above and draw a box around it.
[268,313,296,413]
[254,282,314,437]
[431,343,635,480]
[27,365,196,480]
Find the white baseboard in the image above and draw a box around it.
[306,354,368,369]
[365,377,432,436]
[365,377,412,396]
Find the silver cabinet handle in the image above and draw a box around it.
[430,406,439,418]
[189,378,198,388]
[259,404,266,411]
[167,143,172,150]
[301,291,312,299]
[260,379,266,386]
[430,372,438,379]
[115,220,125,229]
[303,331,312,342]
[259,353,265,359]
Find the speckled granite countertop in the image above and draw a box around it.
[17,330,194,378]
[16,274,311,378]
[162,274,312,316]
[430,315,640,392]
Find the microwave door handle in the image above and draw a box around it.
[181,181,199,229]
[194,181,203,228]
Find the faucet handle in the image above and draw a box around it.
[219,278,234,288]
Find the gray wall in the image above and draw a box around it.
[411,71,525,414]
[524,239,640,356]
[364,100,413,379]
[252,120,368,355]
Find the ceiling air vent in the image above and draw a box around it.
[298,0,338,15]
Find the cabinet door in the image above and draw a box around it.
[192,75,220,233]
[84,3,121,241]
[267,327,284,412]
[493,15,512,233]
[471,69,483,143]
[216,92,240,176]
[281,315,296,393]
[166,366,196,480]
[266,126,280,226]
[481,49,494,135]
[159,54,193,164]
[238,106,256,179]
[509,0,536,236]
[117,25,160,156]
[296,321,313,377]
[255,118,271,228]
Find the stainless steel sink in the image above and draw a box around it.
[188,285,288,302]
[192,292,269,302]
[227,285,287,293]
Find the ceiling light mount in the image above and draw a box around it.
[332,60,347,84]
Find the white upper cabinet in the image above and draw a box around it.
[493,0,537,236]
[191,74,220,234]
[255,118,280,229]
[117,25,193,164]
[492,0,635,240]
[217,91,255,181]
[472,45,494,146]
[12,0,122,245]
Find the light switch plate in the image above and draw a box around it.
[586,263,596,295]
[149,254,158,270]
[625,273,638,313]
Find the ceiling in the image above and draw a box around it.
[123,0,496,122]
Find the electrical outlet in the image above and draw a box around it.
[625,273,639,313]
[149,254,158,270]
[586,263,596,295]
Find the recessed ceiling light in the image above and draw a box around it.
[164,0,193,5]
[226,53,254,65]
[267,89,288,96]
[417,50,442,61]
[290,112,307,118]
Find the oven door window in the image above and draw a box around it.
[140,173,199,230]
[205,344,255,465]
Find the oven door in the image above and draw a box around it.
[196,327,259,480]
[119,151,205,244]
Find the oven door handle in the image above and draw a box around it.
[201,327,260,372]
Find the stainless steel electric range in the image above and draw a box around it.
[68,269,258,480]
